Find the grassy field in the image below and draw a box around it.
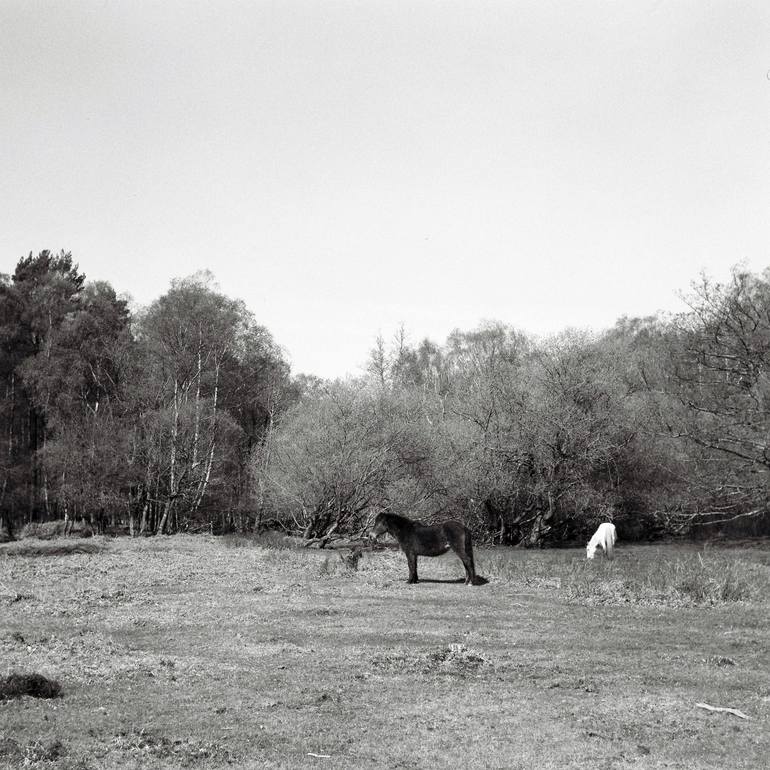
[1,535,769,769]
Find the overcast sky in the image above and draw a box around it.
[2,1,769,378]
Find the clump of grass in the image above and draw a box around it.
[0,738,68,764]
[567,554,760,606]
[481,551,567,589]
[110,729,236,765]
[427,644,487,674]
[24,739,66,763]
[319,549,361,577]
[650,554,756,604]
[221,530,298,550]
[372,644,489,676]
[481,546,766,607]
[0,672,62,700]
[340,547,362,571]
[0,738,21,762]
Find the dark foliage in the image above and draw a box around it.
[0,672,62,700]
[3,251,768,545]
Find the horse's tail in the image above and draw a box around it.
[605,523,617,559]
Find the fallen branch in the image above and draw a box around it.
[696,702,749,720]
[307,753,331,758]
[302,536,397,552]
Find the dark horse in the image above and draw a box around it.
[370,513,488,585]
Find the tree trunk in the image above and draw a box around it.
[158,379,180,534]
[139,501,149,535]
[191,359,221,516]
[157,498,173,535]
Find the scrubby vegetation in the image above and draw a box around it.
[3,251,770,546]
[477,544,767,607]
[0,673,61,701]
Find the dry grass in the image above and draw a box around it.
[0,535,768,769]
[482,545,766,606]
[0,540,105,558]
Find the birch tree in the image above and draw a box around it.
[134,272,293,532]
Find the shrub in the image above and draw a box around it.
[0,673,62,700]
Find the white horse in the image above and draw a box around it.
[586,522,617,560]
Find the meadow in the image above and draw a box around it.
[1,535,769,769]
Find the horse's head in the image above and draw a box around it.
[586,543,597,560]
[369,513,389,540]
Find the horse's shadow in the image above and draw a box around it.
[413,577,466,584]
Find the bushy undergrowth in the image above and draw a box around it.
[481,547,767,606]
[20,520,93,540]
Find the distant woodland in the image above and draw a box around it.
[2,251,769,545]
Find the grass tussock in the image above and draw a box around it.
[373,644,489,676]
[319,549,362,577]
[0,539,106,558]
[0,672,62,700]
[428,644,488,673]
[220,530,299,550]
[481,547,767,606]
[110,729,236,766]
[582,553,761,606]
[0,738,67,764]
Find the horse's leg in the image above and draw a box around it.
[405,549,418,583]
[452,531,476,584]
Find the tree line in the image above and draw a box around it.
[2,251,769,545]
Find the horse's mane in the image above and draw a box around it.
[380,512,413,524]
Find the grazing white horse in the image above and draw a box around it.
[586,522,617,560]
